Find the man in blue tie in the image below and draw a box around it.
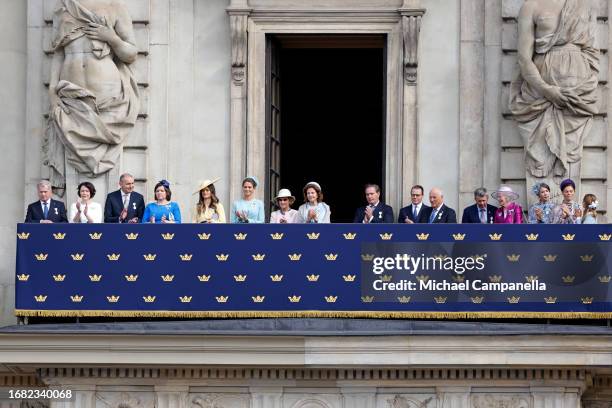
[461,187,497,224]
[353,184,394,223]
[397,185,430,223]
[424,187,457,224]
[24,180,68,223]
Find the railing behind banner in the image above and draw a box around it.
[14,224,612,319]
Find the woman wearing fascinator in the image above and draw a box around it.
[492,185,523,224]
[527,183,555,224]
[230,176,265,223]
[552,179,582,224]
[142,180,182,223]
[192,178,226,223]
[581,194,598,224]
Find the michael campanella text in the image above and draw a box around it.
[373,279,547,293]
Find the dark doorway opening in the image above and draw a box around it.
[269,35,385,223]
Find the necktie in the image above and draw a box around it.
[479,208,486,223]
[122,194,129,208]
[429,209,437,223]
[412,205,418,221]
[43,202,48,219]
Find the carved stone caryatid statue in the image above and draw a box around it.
[510,0,599,204]
[45,0,139,192]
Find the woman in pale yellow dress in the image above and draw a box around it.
[191,178,226,223]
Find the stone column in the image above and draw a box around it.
[250,387,283,408]
[156,385,188,408]
[531,387,581,408]
[437,387,470,408]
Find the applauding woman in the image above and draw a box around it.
[527,183,554,224]
[69,182,102,223]
[192,178,226,223]
[553,179,582,224]
[298,181,331,223]
[270,189,303,223]
[231,177,265,223]
[142,180,181,223]
[492,185,523,224]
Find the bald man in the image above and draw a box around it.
[424,188,457,224]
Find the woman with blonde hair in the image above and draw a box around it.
[581,194,598,224]
[192,178,226,223]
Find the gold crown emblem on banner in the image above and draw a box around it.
[125,233,139,240]
[35,253,48,261]
[434,296,447,304]
[252,254,266,261]
[381,274,393,282]
[307,232,320,240]
[489,275,502,283]
[525,233,539,241]
[179,254,193,261]
[324,295,338,303]
[562,275,575,283]
[34,295,47,302]
[543,254,557,262]
[106,295,120,303]
[452,274,465,283]
[489,233,502,241]
[52,274,66,282]
[179,296,192,303]
[161,233,174,240]
[506,254,520,262]
[343,232,357,240]
[306,274,320,282]
[216,254,229,261]
[17,274,29,281]
[397,296,411,303]
[270,232,284,240]
[469,254,486,261]
[70,294,83,303]
[252,295,265,303]
[70,253,84,261]
[416,233,429,241]
[525,275,538,283]
[470,296,484,304]
[288,253,301,261]
[361,254,374,261]
[324,253,338,261]
[562,233,575,241]
[143,295,156,303]
[433,254,449,260]
[197,275,211,282]
[234,233,247,240]
[270,274,283,282]
[107,253,120,261]
[379,233,393,240]
[89,232,102,240]
[234,274,247,282]
[161,274,174,282]
[17,232,30,240]
[581,254,594,262]
[599,234,612,241]
[198,232,211,240]
[452,233,466,241]
[544,296,557,304]
[124,274,138,282]
[288,295,301,303]
[507,296,521,304]
[53,232,66,240]
[599,275,612,283]
[143,253,157,261]
[215,295,229,303]
[581,297,594,304]
[416,275,429,283]
[89,274,102,282]
[361,295,374,303]
[342,275,356,282]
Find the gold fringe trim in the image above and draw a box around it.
[14,309,612,319]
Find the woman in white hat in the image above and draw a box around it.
[492,185,523,224]
[270,189,303,223]
[192,178,226,223]
[298,181,331,223]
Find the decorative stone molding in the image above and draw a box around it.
[471,395,530,408]
[229,13,249,86]
[400,13,424,84]
[387,395,434,407]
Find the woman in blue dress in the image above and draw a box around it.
[297,181,331,223]
[527,183,555,224]
[231,177,265,223]
[142,180,181,223]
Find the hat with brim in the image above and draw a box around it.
[492,185,519,201]
[304,181,322,191]
[275,188,295,202]
[193,178,220,195]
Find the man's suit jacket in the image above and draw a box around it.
[424,204,457,224]
[398,203,430,223]
[24,199,68,223]
[353,203,394,223]
[461,203,497,224]
[104,190,145,223]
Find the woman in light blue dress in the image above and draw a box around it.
[142,180,181,223]
[297,181,331,223]
[527,183,555,224]
[231,177,265,223]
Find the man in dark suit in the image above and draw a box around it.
[424,187,457,223]
[353,184,394,223]
[398,184,430,223]
[462,187,497,224]
[24,180,68,223]
[104,173,145,223]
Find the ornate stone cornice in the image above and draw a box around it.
[227,2,251,86]
[398,8,425,84]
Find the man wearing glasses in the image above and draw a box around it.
[398,185,429,223]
